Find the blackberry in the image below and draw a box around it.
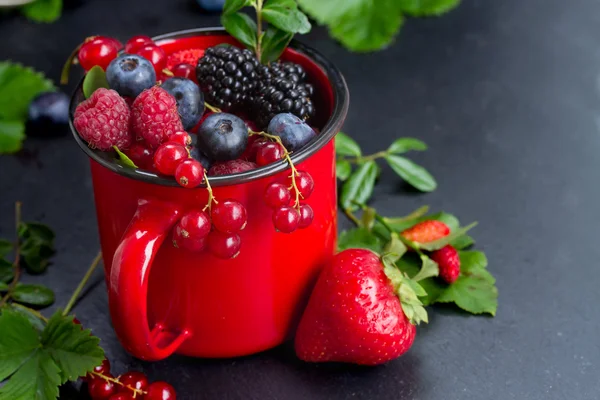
[196,46,259,111]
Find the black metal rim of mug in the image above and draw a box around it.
[68,27,350,188]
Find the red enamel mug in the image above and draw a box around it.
[70,28,349,361]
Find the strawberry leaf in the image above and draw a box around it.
[412,255,439,282]
[0,120,26,155]
[340,160,378,211]
[336,159,352,181]
[451,234,475,250]
[20,0,63,23]
[335,132,361,157]
[0,349,61,400]
[435,272,497,315]
[0,62,55,122]
[0,308,40,382]
[338,227,383,253]
[401,0,461,16]
[382,233,407,262]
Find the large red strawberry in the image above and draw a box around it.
[295,249,427,366]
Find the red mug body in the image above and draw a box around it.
[73,29,349,360]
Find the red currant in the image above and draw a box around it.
[78,36,120,71]
[88,376,116,399]
[136,44,167,77]
[119,371,148,392]
[175,159,205,188]
[211,200,247,233]
[168,131,192,147]
[298,204,314,229]
[172,63,196,82]
[264,182,291,209]
[127,143,154,170]
[273,206,300,233]
[108,393,134,400]
[207,231,241,259]
[153,143,188,176]
[287,171,314,199]
[241,136,266,162]
[172,226,206,252]
[256,142,284,166]
[106,38,123,50]
[93,359,111,375]
[145,381,177,400]
[179,210,211,238]
[124,35,154,53]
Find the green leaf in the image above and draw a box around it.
[387,138,427,154]
[401,0,461,16]
[221,12,258,51]
[412,255,439,281]
[0,282,7,291]
[396,254,445,305]
[336,159,352,181]
[0,308,41,382]
[10,305,46,332]
[382,233,407,262]
[12,284,55,308]
[0,62,55,122]
[337,227,383,253]
[0,120,26,154]
[18,222,55,274]
[19,223,55,244]
[0,349,61,400]
[0,259,14,283]
[42,311,104,383]
[260,26,294,64]
[459,251,493,283]
[0,240,13,259]
[418,222,477,251]
[451,234,474,250]
[340,160,378,211]
[20,0,62,22]
[82,66,109,99]
[223,0,251,14]
[113,146,138,169]
[435,273,498,315]
[385,154,437,192]
[262,1,311,34]
[430,212,460,232]
[335,132,361,157]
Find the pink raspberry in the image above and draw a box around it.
[131,86,184,148]
[73,88,132,150]
[209,159,257,176]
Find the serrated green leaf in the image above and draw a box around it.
[262,2,311,34]
[260,26,293,64]
[382,233,406,262]
[385,154,437,192]
[221,12,258,51]
[0,350,61,400]
[0,259,13,283]
[10,304,46,332]
[42,311,104,383]
[401,0,460,16]
[396,254,445,305]
[82,66,109,99]
[19,223,55,244]
[418,222,477,251]
[0,120,26,154]
[0,240,13,259]
[337,227,383,253]
[451,234,474,250]
[460,250,494,284]
[387,138,427,154]
[20,0,62,23]
[412,255,439,281]
[0,62,55,122]
[335,132,361,157]
[0,308,41,382]
[340,160,377,211]
[113,146,138,169]
[336,159,352,181]
[435,273,498,315]
[223,0,251,14]
[12,284,55,308]
[18,222,55,274]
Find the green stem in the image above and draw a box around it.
[343,208,361,226]
[0,202,22,308]
[204,102,222,113]
[12,302,48,323]
[342,150,388,164]
[255,0,264,60]
[374,214,423,255]
[63,251,102,316]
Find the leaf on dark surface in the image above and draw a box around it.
[401,0,461,16]
[0,259,14,283]
[340,160,378,211]
[20,0,63,23]
[387,137,427,154]
[336,159,352,181]
[338,227,383,253]
[0,120,26,155]
[385,154,437,192]
[335,132,362,157]
[0,62,55,122]
[12,284,55,307]
[0,240,13,259]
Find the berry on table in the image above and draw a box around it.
[287,170,314,199]
[88,376,116,399]
[273,206,300,233]
[108,393,134,400]
[106,54,156,98]
[161,77,205,130]
[73,88,132,150]
[255,142,284,166]
[126,143,154,170]
[166,49,205,71]
[431,245,461,284]
[264,182,291,209]
[175,159,205,188]
[196,113,249,161]
[124,35,154,54]
[401,220,450,244]
[145,381,177,400]
[78,36,121,71]
[298,204,314,229]
[153,143,188,176]
[211,199,247,233]
[207,231,242,259]
[267,113,316,152]
[135,44,167,77]
[208,159,256,176]
[27,91,70,137]
[169,131,192,147]
[131,86,184,148]
[118,371,149,392]
[171,63,196,81]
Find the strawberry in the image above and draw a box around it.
[295,249,427,366]
[431,245,460,284]
[401,220,450,244]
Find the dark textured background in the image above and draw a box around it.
[2,0,600,399]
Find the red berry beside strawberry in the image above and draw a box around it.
[401,220,450,244]
[431,245,461,284]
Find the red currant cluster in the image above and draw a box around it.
[87,359,175,400]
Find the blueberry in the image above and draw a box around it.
[267,113,316,151]
[106,54,156,98]
[26,91,70,137]
[190,134,213,170]
[197,113,248,161]
[162,77,205,130]
[196,0,225,12]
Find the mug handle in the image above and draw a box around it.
[108,198,191,361]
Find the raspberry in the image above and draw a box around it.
[401,220,450,244]
[431,245,461,284]
[167,48,205,71]
[131,86,184,148]
[208,159,257,176]
[73,88,132,150]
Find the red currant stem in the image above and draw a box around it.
[90,371,147,397]
[249,130,302,209]
[340,150,388,164]
[162,68,174,77]
[204,102,222,113]
[0,202,22,308]
[62,251,102,316]
[60,36,97,85]
[12,302,48,323]
[202,171,218,212]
